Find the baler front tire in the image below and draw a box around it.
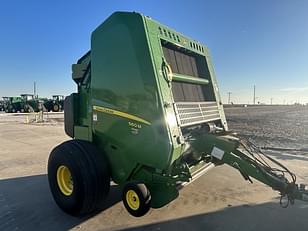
[122,183,151,217]
[48,140,110,216]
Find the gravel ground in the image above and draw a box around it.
[225,105,308,150]
[0,107,307,231]
[225,105,308,184]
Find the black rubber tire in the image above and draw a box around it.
[122,183,151,217]
[53,104,60,112]
[48,139,110,216]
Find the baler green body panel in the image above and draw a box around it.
[72,12,227,186]
[90,13,174,183]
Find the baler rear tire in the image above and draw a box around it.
[48,140,110,216]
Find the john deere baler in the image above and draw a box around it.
[48,12,308,217]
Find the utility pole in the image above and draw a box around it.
[270,98,273,105]
[34,81,37,98]
[253,85,256,105]
[227,92,232,104]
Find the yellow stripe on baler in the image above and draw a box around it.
[93,105,151,125]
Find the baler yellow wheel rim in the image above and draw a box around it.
[126,190,140,210]
[56,165,73,196]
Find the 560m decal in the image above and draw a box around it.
[93,105,151,126]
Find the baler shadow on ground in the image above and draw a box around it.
[118,201,308,231]
[1,174,308,231]
[0,174,121,231]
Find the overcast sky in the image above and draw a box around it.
[0,0,307,104]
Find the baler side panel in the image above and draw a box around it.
[90,12,172,183]
[143,18,185,165]
[204,54,228,130]
[71,52,92,141]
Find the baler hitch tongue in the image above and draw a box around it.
[290,184,308,203]
[279,183,308,208]
[201,134,308,208]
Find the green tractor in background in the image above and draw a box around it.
[2,97,12,112]
[2,94,62,113]
[0,98,4,111]
[20,94,44,113]
[44,95,65,112]
[3,96,22,113]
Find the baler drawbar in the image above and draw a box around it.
[190,133,308,207]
